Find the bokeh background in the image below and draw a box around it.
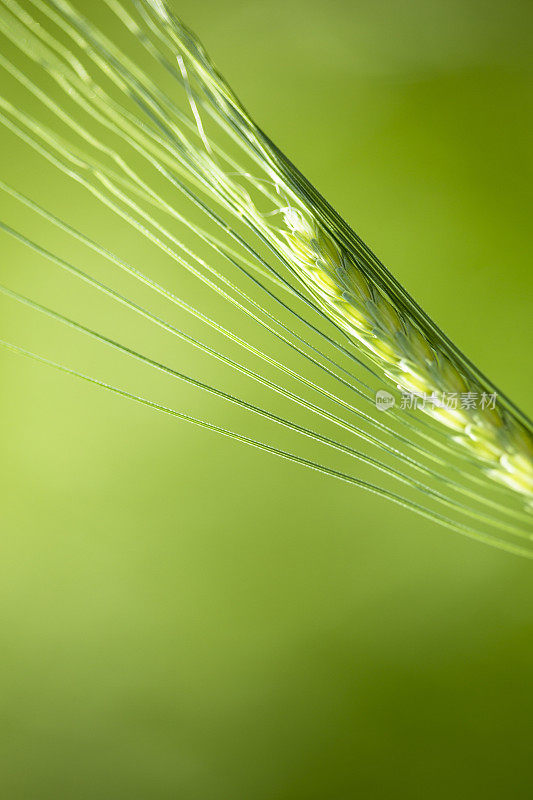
[0,0,532,797]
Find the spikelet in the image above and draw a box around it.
[270,208,533,500]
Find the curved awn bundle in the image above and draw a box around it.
[0,0,531,555]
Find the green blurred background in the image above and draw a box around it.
[0,0,532,797]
